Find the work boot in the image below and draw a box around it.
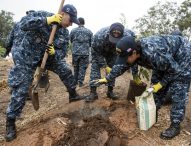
[160,123,180,140]
[107,86,118,100]
[5,118,17,142]
[85,87,98,102]
[69,89,84,103]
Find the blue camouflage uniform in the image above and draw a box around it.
[106,35,191,125]
[70,25,93,85]
[90,27,135,87]
[57,28,69,59]
[7,11,74,119]
[6,22,22,49]
[4,22,24,57]
[5,11,36,57]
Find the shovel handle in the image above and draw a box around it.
[40,0,65,69]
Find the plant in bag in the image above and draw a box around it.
[138,67,150,82]
[127,66,151,101]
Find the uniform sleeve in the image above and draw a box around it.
[19,11,48,31]
[91,36,107,67]
[5,25,15,49]
[106,64,129,81]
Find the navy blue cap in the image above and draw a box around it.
[115,36,137,65]
[62,4,80,25]
[109,22,124,44]
[78,17,85,25]
[26,10,35,15]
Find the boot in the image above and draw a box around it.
[69,89,84,103]
[85,87,98,102]
[160,123,180,140]
[5,118,17,142]
[107,86,118,100]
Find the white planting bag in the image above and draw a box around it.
[135,91,156,130]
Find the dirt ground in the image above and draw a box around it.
[0,56,191,146]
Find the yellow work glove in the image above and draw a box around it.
[46,14,62,25]
[105,66,112,74]
[100,66,112,77]
[97,77,108,84]
[46,44,55,56]
[133,74,142,85]
[152,82,163,93]
[91,77,108,86]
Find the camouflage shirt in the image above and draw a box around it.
[70,25,93,56]
[18,11,69,62]
[106,35,191,86]
[91,26,135,67]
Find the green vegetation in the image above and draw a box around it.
[0,10,14,48]
[0,46,5,57]
[133,0,191,39]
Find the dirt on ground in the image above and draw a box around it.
[0,56,191,146]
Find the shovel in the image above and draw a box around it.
[31,0,65,111]
[37,68,50,89]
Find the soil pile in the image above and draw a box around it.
[55,115,127,146]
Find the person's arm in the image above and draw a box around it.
[91,36,106,67]
[106,64,129,81]
[19,11,52,31]
[4,24,16,57]
[5,25,15,49]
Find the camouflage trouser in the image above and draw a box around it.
[151,72,189,124]
[89,61,115,87]
[7,47,76,119]
[72,55,89,85]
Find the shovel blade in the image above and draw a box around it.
[31,90,39,111]
[38,70,49,88]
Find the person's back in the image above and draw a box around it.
[139,35,191,76]
[70,17,93,86]
[70,17,93,56]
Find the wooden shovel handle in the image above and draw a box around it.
[40,0,65,69]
